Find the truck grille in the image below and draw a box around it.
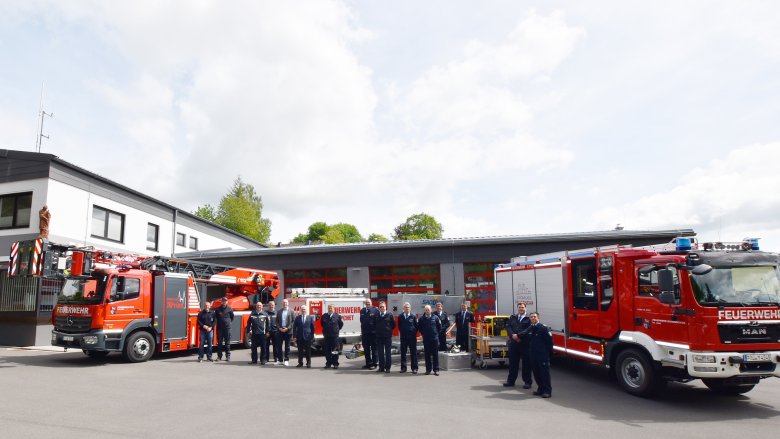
[55,316,92,333]
[718,323,780,344]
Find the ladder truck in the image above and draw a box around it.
[8,238,280,362]
[495,237,780,397]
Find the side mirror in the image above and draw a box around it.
[658,291,676,305]
[658,268,675,293]
[691,264,713,275]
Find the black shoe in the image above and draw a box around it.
[324,365,332,369]
[376,368,384,373]
[425,371,431,375]
[541,394,551,398]
[399,368,407,373]
[503,383,515,387]
[384,369,390,373]
[412,370,418,375]
[306,364,311,368]
[296,363,303,368]
[533,391,542,396]
[361,365,371,369]
[522,384,532,389]
[248,361,257,364]
[434,371,439,376]
[333,365,339,370]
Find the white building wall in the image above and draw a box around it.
[0,177,49,240]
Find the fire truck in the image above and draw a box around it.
[287,288,367,350]
[8,239,280,362]
[495,237,780,397]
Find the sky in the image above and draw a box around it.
[1,1,779,249]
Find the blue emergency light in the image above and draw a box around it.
[675,237,692,251]
[744,238,760,251]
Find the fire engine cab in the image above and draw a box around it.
[495,237,780,396]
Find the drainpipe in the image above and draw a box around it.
[171,209,178,257]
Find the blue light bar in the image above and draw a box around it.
[676,237,692,251]
[744,237,760,251]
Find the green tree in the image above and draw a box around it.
[367,233,388,242]
[392,213,443,240]
[194,176,271,243]
[291,221,363,244]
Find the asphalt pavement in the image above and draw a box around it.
[1,346,778,438]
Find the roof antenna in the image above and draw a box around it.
[35,81,54,153]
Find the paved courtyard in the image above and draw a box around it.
[1,347,778,438]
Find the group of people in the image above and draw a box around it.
[197,296,553,397]
[503,302,554,398]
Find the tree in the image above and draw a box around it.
[392,213,443,240]
[291,221,363,244]
[367,233,388,242]
[194,176,271,243]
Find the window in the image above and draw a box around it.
[189,236,198,250]
[176,232,186,247]
[464,262,503,317]
[638,265,680,304]
[147,223,159,251]
[91,206,125,242]
[283,268,348,297]
[0,192,32,229]
[109,277,141,302]
[369,264,440,303]
[571,258,598,310]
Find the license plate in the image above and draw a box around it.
[62,336,74,342]
[743,353,770,362]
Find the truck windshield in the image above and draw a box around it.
[58,275,109,305]
[690,266,780,306]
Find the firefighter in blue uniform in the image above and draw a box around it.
[504,302,532,388]
[397,302,419,374]
[360,298,378,369]
[434,302,450,351]
[373,302,395,373]
[524,312,553,398]
[418,304,441,375]
[321,303,344,369]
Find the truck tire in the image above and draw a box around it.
[123,331,156,363]
[702,379,756,395]
[615,348,664,397]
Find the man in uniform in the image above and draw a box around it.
[397,302,419,374]
[321,303,344,369]
[525,312,553,398]
[504,302,532,388]
[454,302,475,352]
[246,302,271,365]
[293,306,315,368]
[265,300,281,365]
[196,301,215,362]
[276,299,294,366]
[360,298,378,369]
[434,302,451,351]
[418,305,441,375]
[373,302,395,373]
[214,297,234,362]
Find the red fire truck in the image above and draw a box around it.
[9,239,279,362]
[495,237,780,397]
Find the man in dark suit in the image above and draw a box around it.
[454,302,475,352]
[373,301,395,373]
[276,299,294,366]
[360,298,378,369]
[321,303,344,369]
[504,302,532,388]
[293,306,315,368]
[397,302,419,374]
[418,305,441,375]
[525,312,553,398]
[434,302,451,351]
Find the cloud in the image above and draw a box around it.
[589,142,780,249]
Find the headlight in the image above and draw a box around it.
[692,354,716,363]
[83,336,98,345]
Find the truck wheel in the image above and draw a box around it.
[123,332,155,363]
[615,348,663,397]
[702,379,756,395]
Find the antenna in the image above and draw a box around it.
[35,82,54,153]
